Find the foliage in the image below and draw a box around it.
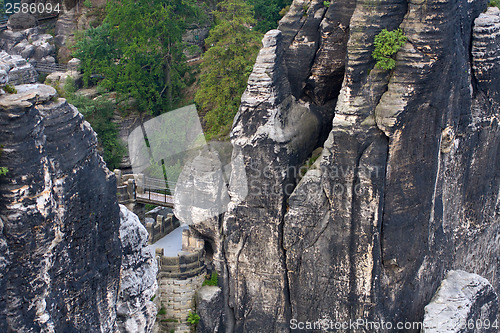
[0,145,7,176]
[279,5,290,17]
[157,306,167,316]
[489,0,500,8]
[187,311,200,326]
[83,0,92,8]
[195,0,262,138]
[64,79,125,170]
[372,28,407,70]
[73,0,203,115]
[323,1,331,7]
[248,0,292,33]
[202,271,218,286]
[4,85,17,94]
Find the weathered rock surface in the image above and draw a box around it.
[184,0,500,332]
[0,51,38,85]
[0,84,157,332]
[422,270,498,333]
[196,286,225,333]
[0,84,122,331]
[0,29,57,65]
[117,205,158,333]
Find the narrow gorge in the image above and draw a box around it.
[0,0,499,332]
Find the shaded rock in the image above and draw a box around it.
[0,83,121,332]
[422,270,498,333]
[7,13,37,30]
[196,286,225,333]
[117,205,158,333]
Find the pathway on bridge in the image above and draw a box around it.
[152,224,189,256]
[137,190,175,208]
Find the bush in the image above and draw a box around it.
[372,28,407,70]
[4,85,17,94]
[202,271,218,287]
[187,311,200,326]
[489,0,500,8]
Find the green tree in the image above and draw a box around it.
[248,0,292,33]
[195,0,262,137]
[372,28,407,70]
[74,0,202,115]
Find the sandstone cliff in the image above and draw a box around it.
[0,84,156,332]
[184,0,500,332]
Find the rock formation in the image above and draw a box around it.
[117,205,158,333]
[0,84,156,332]
[422,270,498,333]
[0,29,57,66]
[179,0,500,332]
[0,51,38,85]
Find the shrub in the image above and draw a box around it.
[4,85,17,94]
[324,1,331,7]
[489,0,499,8]
[372,28,407,70]
[202,271,218,287]
[187,311,200,326]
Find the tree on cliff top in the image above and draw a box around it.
[74,0,202,115]
[195,0,262,137]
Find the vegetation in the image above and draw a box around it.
[4,85,17,94]
[73,0,203,115]
[323,1,331,7]
[157,306,167,316]
[195,0,262,138]
[202,271,218,286]
[489,0,500,8]
[0,145,7,176]
[249,0,292,33]
[187,311,200,326]
[63,79,125,170]
[372,28,407,70]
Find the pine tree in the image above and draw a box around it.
[195,0,262,137]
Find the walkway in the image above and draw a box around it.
[152,224,189,256]
[136,190,175,208]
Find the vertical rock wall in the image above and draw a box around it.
[0,84,157,332]
[0,84,122,331]
[185,0,500,331]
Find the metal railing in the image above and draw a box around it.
[0,18,8,31]
[34,63,68,73]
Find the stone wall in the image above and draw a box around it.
[155,248,206,333]
[156,273,205,333]
[146,214,180,244]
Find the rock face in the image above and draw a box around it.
[0,29,57,66]
[180,1,500,332]
[196,286,226,333]
[0,51,38,85]
[0,84,156,332]
[0,84,121,331]
[422,270,498,333]
[117,205,158,333]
